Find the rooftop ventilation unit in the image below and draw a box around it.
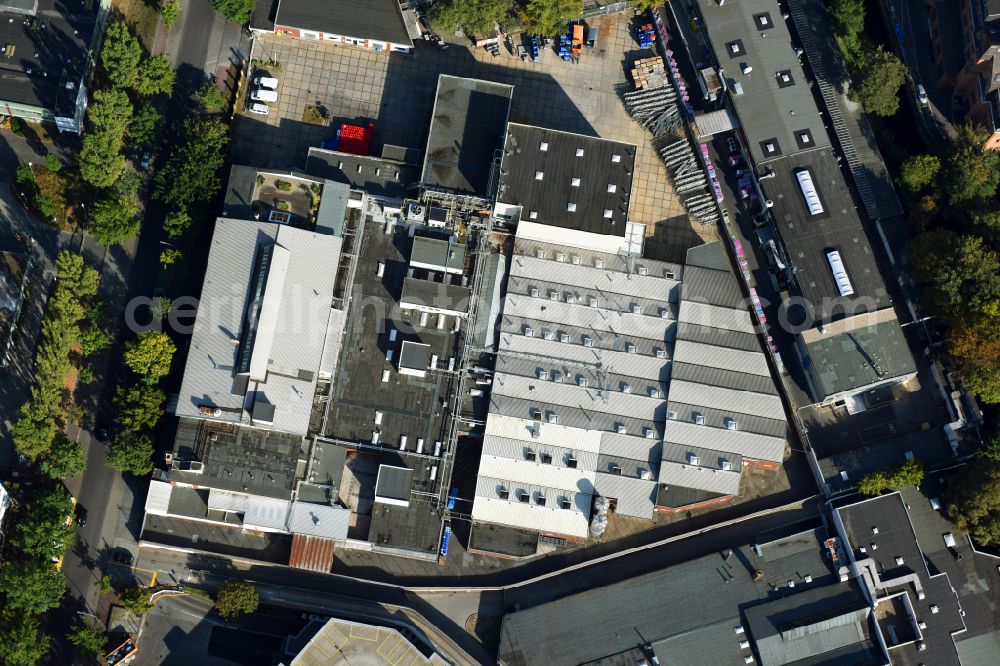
[616,424,627,434]
[516,489,530,503]
[524,449,536,461]
[655,348,666,359]
[567,456,578,468]
[649,388,660,398]
[588,296,598,307]
[637,264,647,275]
[631,304,642,315]
[622,383,632,394]
[536,493,546,506]
[571,255,581,265]
[547,412,559,424]
[524,326,534,337]
[531,408,542,420]
[688,453,700,465]
[583,336,594,348]
[578,376,589,387]
[543,329,555,340]
[549,290,559,301]
[721,459,732,471]
[559,332,570,343]
[556,252,566,262]
[553,371,564,382]
[540,452,552,464]
[725,418,738,431]
[535,249,545,259]
[665,270,676,279]
[610,464,623,475]
[498,486,510,499]
[566,294,577,304]
[694,413,706,425]
[795,169,825,215]
[626,343,636,354]
[667,410,678,420]
[560,497,572,509]
[538,369,548,380]
[529,287,539,297]
[826,250,855,297]
[644,427,655,439]
[595,259,605,269]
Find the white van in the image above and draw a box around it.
[254,75,279,90]
[248,102,269,115]
[250,89,278,102]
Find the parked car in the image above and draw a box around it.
[916,84,929,106]
[585,25,597,48]
[253,75,279,89]
[140,152,151,169]
[75,504,87,528]
[248,103,270,116]
[112,550,133,565]
[250,89,278,103]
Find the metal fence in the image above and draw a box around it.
[583,1,631,18]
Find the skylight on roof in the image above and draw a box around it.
[529,210,538,219]
[575,148,584,157]
[607,183,616,193]
[571,177,581,187]
[612,154,621,163]
[535,170,544,180]
[603,209,613,218]
[567,203,577,212]
[539,141,548,151]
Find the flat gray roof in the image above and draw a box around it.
[305,147,421,199]
[374,465,412,503]
[693,0,830,165]
[421,75,512,198]
[409,235,466,273]
[274,0,412,46]
[400,277,471,314]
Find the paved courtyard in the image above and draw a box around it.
[234,12,717,262]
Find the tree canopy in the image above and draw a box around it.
[899,155,940,194]
[101,20,142,88]
[909,229,1000,321]
[90,195,141,247]
[117,586,153,615]
[828,0,865,51]
[124,331,176,382]
[161,0,181,29]
[0,612,50,666]
[948,462,1000,546]
[163,209,193,239]
[941,124,1000,208]
[213,0,254,24]
[858,460,925,496]
[68,619,107,656]
[129,105,164,149]
[850,44,906,117]
[136,56,176,97]
[115,384,165,433]
[519,0,583,37]
[155,117,229,207]
[79,88,133,188]
[10,485,75,560]
[216,580,260,619]
[37,433,87,479]
[430,0,511,37]
[107,431,155,475]
[0,560,67,614]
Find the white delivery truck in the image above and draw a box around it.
[250,89,278,102]
[254,75,279,89]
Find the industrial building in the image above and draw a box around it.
[691,0,918,410]
[250,0,414,53]
[0,0,99,131]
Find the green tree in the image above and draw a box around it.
[519,0,583,37]
[15,162,34,185]
[160,247,182,267]
[212,0,254,24]
[8,116,25,136]
[107,431,155,475]
[216,580,260,619]
[858,470,889,496]
[113,170,143,199]
[80,88,133,187]
[96,574,112,592]
[91,195,141,247]
[129,105,164,149]
[828,0,865,51]
[161,0,181,28]
[163,209,192,238]
[115,384,165,432]
[850,44,906,116]
[10,485,75,560]
[101,20,142,88]
[941,123,1000,208]
[124,331,176,382]
[118,585,153,615]
[37,433,87,479]
[899,154,940,194]
[136,56,176,97]
[909,229,1000,320]
[155,117,229,207]
[68,619,107,655]
[890,459,925,488]
[45,153,63,172]
[80,135,127,189]
[34,193,56,219]
[964,363,1000,404]
[430,0,512,37]
[0,612,50,666]
[948,462,1000,545]
[196,82,227,112]
[80,326,112,356]
[0,560,67,613]
[10,404,58,459]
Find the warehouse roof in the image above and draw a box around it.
[421,75,512,198]
[399,277,471,315]
[801,308,916,399]
[498,525,847,666]
[497,124,636,235]
[409,236,466,274]
[274,0,412,46]
[693,0,829,165]
[175,219,341,436]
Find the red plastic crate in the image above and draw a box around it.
[337,122,373,155]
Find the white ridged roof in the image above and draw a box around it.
[471,496,590,539]
[593,473,657,518]
[482,434,601,470]
[502,294,674,342]
[677,300,753,333]
[485,414,604,453]
[478,455,596,493]
[501,334,672,381]
[667,380,785,420]
[510,255,679,303]
[492,372,667,422]
[659,460,743,495]
[145,480,172,516]
[243,495,291,532]
[662,420,785,462]
[207,488,250,513]
[672,339,770,376]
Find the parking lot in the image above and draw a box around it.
[234,11,717,262]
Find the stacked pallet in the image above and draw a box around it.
[630,57,668,90]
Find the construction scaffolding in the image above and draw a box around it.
[622,85,683,137]
[658,138,720,225]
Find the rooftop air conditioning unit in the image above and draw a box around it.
[553,371,564,382]
[578,376,589,387]
[622,383,632,394]
[721,459,732,471]
[538,369,548,380]
[547,412,559,424]
[644,427,655,439]
[540,452,552,464]
[529,287,539,297]
[665,270,676,280]
[524,449,537,461]
[559,333,570,343]
[610,464,623,475]
[660,308,670,319]
[725,418,738,431]
[688,453,700,466]
[626,343,636,354]
[535,249,545,259]
[632,304,642,315]
[583,336,594,348]
[694,413,706,425]
[595,259,605,269]
[616,424,627,434]
[543,329,555,340]
[536,494,547,506]
[571,255,581,265]
[531,408,542,420]
[498,486,510,499]
[588,296,598,307]
[524,326,534,337]
[637,265,648,275]
[667,410,678,420]
[566,294,577,304]
[567,456,578,468]
[556,252,566,262]
[517,489,530,503]
[655,348,666,359]
[560,497,572,509]
[549,290,559,301]
[649,388,660,398]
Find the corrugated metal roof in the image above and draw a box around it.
[207,488,250,513]
[676,321,761,351]
[508,277,676,325]
[667,401,786,440]
[514,238,684,281]
[492,372,668,422]
[668,380,785,420]
[318,308,346,381]
[502,334,674,378]
[409,236,466,273]
[490,394,658,436]
[288,502,350,539]
[510,255,680,303]
[288,534,336,574]
[670,361,777,395]
[659,460,742,495]
[471,496,590,538]
[598,432,662,464]
[497,356,668,400]
[243,495,291,532]
[482,434,601,470]
[663,419,786,461]
[485,414,603,453]
[660,442,743,470]
[145,481,172,516]
[478,455,596,493]
[501,319,674,356]
[672,338,771,376]
[678,299,753,333]
[680,265,746,309]
[502,294,675,342]
[595,454,656,480]
[594,473,656,517]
